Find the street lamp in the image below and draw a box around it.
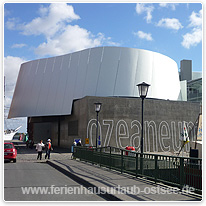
[94,102,102,148]
[137,82,150,154]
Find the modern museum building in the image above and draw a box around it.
[8,46,200,154]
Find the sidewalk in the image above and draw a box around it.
[12,140,72,162]
[47,158,202,201]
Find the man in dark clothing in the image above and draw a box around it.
[45,139,52,159]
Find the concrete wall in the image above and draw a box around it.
[31,96,200,153]
[85,96,199,153]
[33,122,52,143]
[56,98,88,148]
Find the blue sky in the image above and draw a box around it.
[3,2,203,132]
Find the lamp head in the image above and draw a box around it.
[137,82,150,99]
[94,102,102,112]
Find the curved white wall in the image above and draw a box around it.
[9,46,181,118]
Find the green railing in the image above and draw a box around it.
[73,146,202,193]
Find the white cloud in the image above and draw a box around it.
[35,25,113,56]
[6,3,118,57]
[135,3,154,23]
[4,8,11,16]
[4,56,28,132]
[6,17,18,30]
[157,18,183,30]
[181,28,202,49]
[159,3,178,10]
[20,3,80,38]
[11,43,27,48]
[134,31,153,41]
[181,9,202,49]
[38,4,49,17]
[159,3,167,7]
[188,9,202,27]
[4,56,27,93]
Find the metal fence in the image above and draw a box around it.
[73,146,202,193]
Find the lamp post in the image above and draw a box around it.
[137,82,150,154]
[137,82,150,174]
[94,102,102,148]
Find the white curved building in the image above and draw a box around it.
[9,46,181,118]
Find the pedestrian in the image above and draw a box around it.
[77,140,82,146]
[71,141,77,159]
[36,140,44,160]
[26,139,29,148]
[45,139,53,159]
[29,139,34,149]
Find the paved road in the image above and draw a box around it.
[4,141,201,201]
[49,159,202,201]
[12,140,72,162]
[4,162,105,201]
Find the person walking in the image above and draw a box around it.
[71,141,77,159]
[36,140,44,160]
[26,139,29,149]
[45,139,52,159]
[77,140,82,146]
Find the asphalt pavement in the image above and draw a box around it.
[4,140,202,202]
[4,141,105,201]
[12,140,72,162]
[47,159,202,201]
[4,162,105,201]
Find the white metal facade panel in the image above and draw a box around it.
[44,56,63,115]
[9,63,27,117]
[61,51,80,114]
[17,63,33,116]
[135,50,154,97]
[114,48,139,96]
[8,46,181,118]
[96,47,120,96]
[35,57,54,115]
[152,52,180,100]
[83,47,103,96]
[30,58,47,114]
[73,49,90,100]
[54,54,71,114]
[22,60,39,116]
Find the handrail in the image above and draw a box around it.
[73,146,202,193]
[76,145,202,160]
